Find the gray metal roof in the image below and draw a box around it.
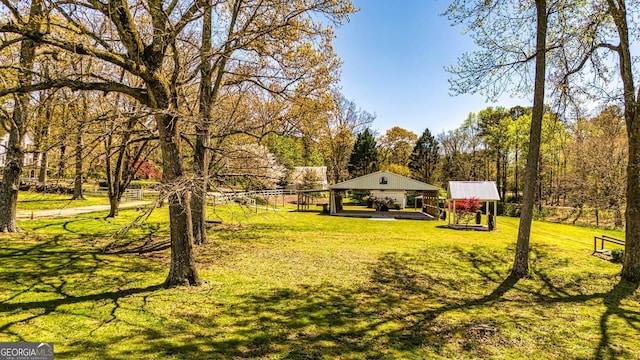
[447,181,500,201]
[330,171,439,191]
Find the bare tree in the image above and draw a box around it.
[1,0,206,286]
[320,94,374,183]
[0,0,43,232]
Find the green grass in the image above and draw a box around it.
[17,191,111,210]
[1,205,638,359]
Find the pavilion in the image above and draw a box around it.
[329,171,440,220]
[447,181,501,230]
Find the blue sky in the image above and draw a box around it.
[332,0,528,136]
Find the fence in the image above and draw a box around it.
[93,187,144,201]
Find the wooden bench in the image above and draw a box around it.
[593,234,625,253]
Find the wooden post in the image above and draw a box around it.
[493,200,497,229]
[485,201,489,225]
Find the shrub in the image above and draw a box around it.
[450,198,481,225]
[503,203,521,217]
[611,248,624,262]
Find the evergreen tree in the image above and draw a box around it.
[348,128,379,177]
[409,128,439,183]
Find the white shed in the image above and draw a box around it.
[447,181,501,230]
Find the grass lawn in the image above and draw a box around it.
[1,205,638,359]
[17,191,111,210]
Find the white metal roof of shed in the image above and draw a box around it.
[330,171,439,191]
[447,181,500,201]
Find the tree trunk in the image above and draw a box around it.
[58,144,66,180]
[34,106,50,185]
[38,150,48,184]
[0,127,25,232]
[191,0,240,245]
[191,133,209,245]
[512,0,547,278]
[108,195,121,218]
[72,121,84,200]
[155,109,202,287]
[496,152,501,198]
[625,121,640,281]
[606,0,640,282]
[515,143,519,202]
[191,0,213,245]
[502,153,507,202]
[0,0,41,232]
[615,204,623,228]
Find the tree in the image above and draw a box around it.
[446,0,553,278]
[320,94,375,183]
[507,107,532,202]
[452,197,481,225]
[512,0,548,278]
[597,0,640,282]
[553,0,640,281]
[189,0,354,245]
[348,128,379,177]
[409,128,439,183]
[102,96,157,218]
[478,107,512,202]
[1,0,355,286]
[570,107,626,227]
[460,113,483,180]
[437,128,473,186]
[71,94,89,200]
[0,0,43,232]
[378,126,417,174]
[1,0,209,286]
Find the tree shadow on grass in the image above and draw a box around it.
[594,280,639,360]
[0,234,164,343]
[2,236,639,359]
[183,248,636,359]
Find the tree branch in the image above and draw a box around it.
[0,79,150,105]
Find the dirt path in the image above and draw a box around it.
[17,201,153,220]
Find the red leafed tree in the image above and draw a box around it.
[133,161,162,180]
[453,198,481,225]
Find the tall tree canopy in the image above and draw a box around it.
[409,128,439,183]
[378,126,417,176]
[319,94,375,183]
[348,128,379,177]
[0,0,356,286]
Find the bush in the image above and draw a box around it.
[450,198,481,225]
[503,203,521,217]
[611,248,624,262]
[34,184,74,194]
[533,206,548,220]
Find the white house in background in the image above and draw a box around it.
[289,166,328,189]
[0,132,37,168]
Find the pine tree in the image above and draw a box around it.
[408,128,439,183]
[348,128,379,177]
